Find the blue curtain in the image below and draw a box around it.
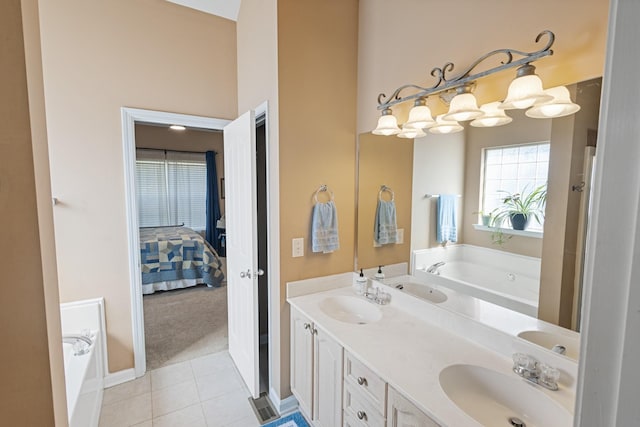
[205,151,224,256]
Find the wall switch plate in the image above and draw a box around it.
[396,228,404,244]
[292,238,304,257]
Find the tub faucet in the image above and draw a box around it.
[426,261,445,274]
[63,334,92,356]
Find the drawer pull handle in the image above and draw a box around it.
[304,323,311,330]
[357,411,367,421]
[311,328,318,335]
[357,376,368,386]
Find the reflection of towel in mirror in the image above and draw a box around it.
[374,200,398,245]
[311,201,340,253]
[437,195,457,243]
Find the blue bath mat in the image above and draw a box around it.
[262,411,310,427]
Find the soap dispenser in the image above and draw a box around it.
[354,269,368,295]
[374,265,385,280]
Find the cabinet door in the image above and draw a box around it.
[387,386,440,427]
[313,326,343,427]
[290,307,314,419]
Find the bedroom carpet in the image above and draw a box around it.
[144,284,228,370]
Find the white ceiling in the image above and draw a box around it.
[166,0,241,21]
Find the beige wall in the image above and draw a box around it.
[357,134,413,269]
[39,0,238,372]
[277,0,359,397]
[464,110,552,257]
[1,0,61,424]
[357,0,609,134]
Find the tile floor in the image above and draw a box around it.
[99,351,262,427]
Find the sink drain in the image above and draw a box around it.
[508,416,526,427]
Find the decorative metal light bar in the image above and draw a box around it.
[372,30,581,136]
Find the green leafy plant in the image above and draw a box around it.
[490,184,548,231]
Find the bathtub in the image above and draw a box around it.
[61,299,106,427]
[412,245,541,317]
[64,333,103,427]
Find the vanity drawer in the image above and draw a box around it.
[344,351,387,413]
[344,382,386,427]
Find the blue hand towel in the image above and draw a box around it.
[437,195,457,243]
[311,201,340,253]
[374,199,398,245]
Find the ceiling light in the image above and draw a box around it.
[398,125,426,139]
[500,64,553,110]
[429,115,464,134]
[169,125,186,131]
[372,108,401,136]
[442,85,483,121]
[405,98,436,129]
[526,85,581,118]
[470,102,513,127]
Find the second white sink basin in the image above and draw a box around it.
[517,330,580,361]
[439,364,572,427]
[393,282,448,304]
[319,296,382,324]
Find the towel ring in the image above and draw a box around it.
[314,184,334,203]
[379,185,395,202]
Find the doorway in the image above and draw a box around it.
[121,108,272,396]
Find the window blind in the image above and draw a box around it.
[135,149,207,230]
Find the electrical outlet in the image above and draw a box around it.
[292,238,304,257]
[396,228,404,244]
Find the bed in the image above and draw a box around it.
[139,226,225,295]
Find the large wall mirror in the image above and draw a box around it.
[355,77,602,333]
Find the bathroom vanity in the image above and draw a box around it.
[287,272,578,427]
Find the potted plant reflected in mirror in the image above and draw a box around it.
[490,184,547,231]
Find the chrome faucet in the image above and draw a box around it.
[512,353,560,391]
[63,334,93,356]
[426,261,445,274]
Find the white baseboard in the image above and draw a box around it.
[269,387,298,415]
[104,368,136,388]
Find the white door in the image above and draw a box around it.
[224,110,260,398]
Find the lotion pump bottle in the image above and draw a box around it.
[354,269,367,295]
[374,265,385,280]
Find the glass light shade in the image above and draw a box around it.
[500,75,553,110]
[405,104,436,129]
[526,86,581,119]
[170,125,186,131]
[470,102,513,127]
[428,114,464,134]
[398,125,426,139]
[442,93,483,121]
[372,113,401,135]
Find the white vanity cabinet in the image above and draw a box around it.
[290,307,343,427]
[343,351,387,426]
[387,386,440,427]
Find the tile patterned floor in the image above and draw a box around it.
[99,351,262,427]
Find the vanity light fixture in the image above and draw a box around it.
[429,115,464,134]
[470,102,513,128]
[372,108,401,135]
[372,30,580,135]
[398,125,427,139]
[405,98,436,129]
[442,84,483,122]
[525,85,581,118]
[169,125,186,131]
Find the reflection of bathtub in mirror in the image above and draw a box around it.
[412,245,540,317]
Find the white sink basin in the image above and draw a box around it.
[319,296,382,324]
[517,330,580,361]
[439,364,572,427]
[393,282,447,304]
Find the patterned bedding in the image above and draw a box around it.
[139,226,225,294]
